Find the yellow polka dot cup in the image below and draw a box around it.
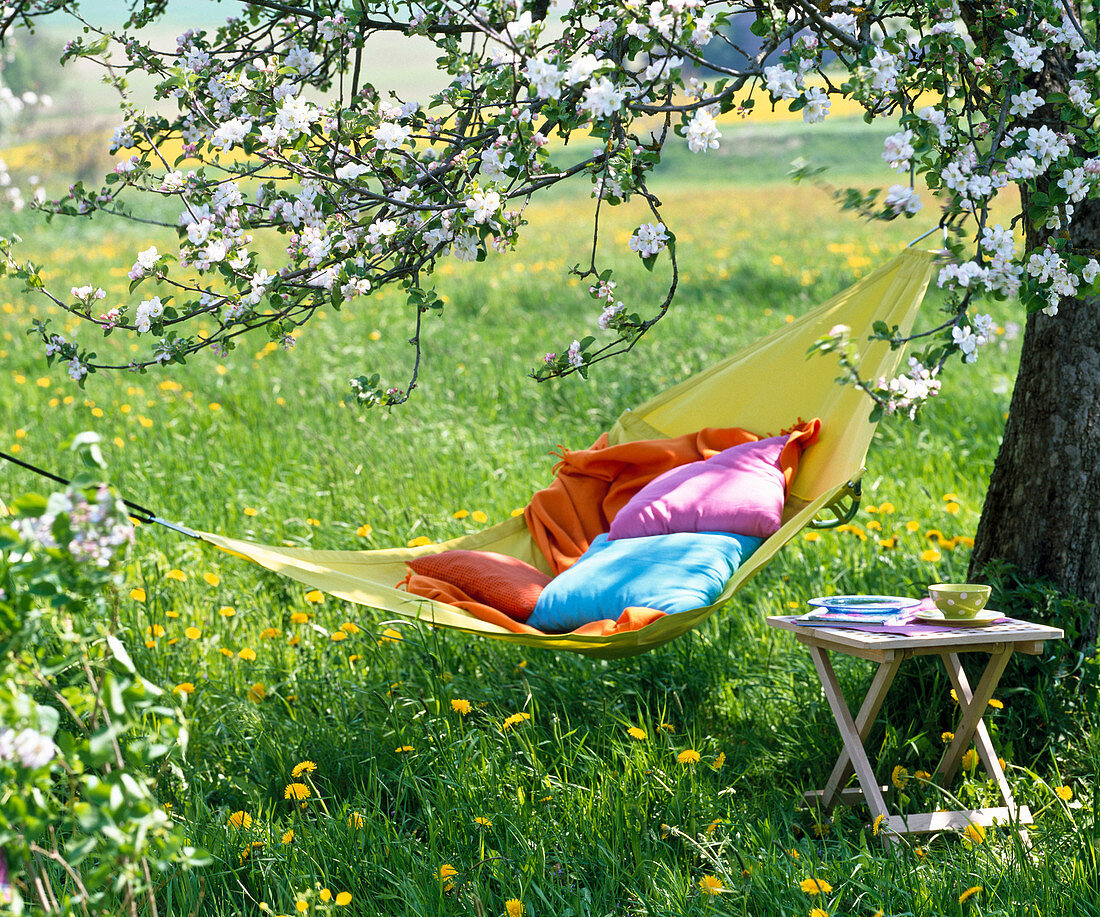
[928,583,991,619]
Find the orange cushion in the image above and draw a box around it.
[406,550,552,622]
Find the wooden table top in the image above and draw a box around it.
[767,614,1064,659]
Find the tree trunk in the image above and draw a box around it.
[969,195,1100,639]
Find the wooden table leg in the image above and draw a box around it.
[820,654,902,809]
[933,649,1011,787]
[809,645,896,845]
[940,651,1031,845]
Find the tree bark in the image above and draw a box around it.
[969,195,1100,638]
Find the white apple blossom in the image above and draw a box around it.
[685,109,721,153]
[629,222,669,258]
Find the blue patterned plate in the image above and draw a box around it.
[807,595,921,613]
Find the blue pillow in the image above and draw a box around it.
[528,532,763,633]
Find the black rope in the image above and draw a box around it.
[0,447,159,524]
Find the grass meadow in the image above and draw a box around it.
[3,119,1099,916]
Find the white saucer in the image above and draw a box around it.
[915,609,1001,627]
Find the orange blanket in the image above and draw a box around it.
[401,419,820,637]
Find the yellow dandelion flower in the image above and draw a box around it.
[800,877,832,895]
[914,770,931,782]
[505,899,524,917]
[379,627,403,642]
[453,510,470,519]
[174,682,195,694]
[395,745,414,753]
[451,698,472,715]
[474,816,492,827]
[891,765,909,789]
[203,572,220,586]
[1056,784,1073,801]
[925,529,945,542]
[879,501,896,514]
[281,829,294,844]
[438,864,458,880]
[810,910,829,917]
[227,811,253,829]
[872,814,885,836]
[146,624,166,637]
[866,520,882,531]
[959,885,983,903]
[704,817,724,836]
[292,761,317,777]
[219,648,234,657]
[284,783,310,801]
[713,751,726,769]
[905,520,920,532]
[914,846,926,860]
[166,569,187,582]
[659,722,675,732]
[471,510,488,523]
[961,748,979,770]
[677,749,701,765]
[219,605,236,617]
[247,682,267,703]
[335,892,352,907]
[959,536,975,548]
[319,889,331,902]
[627,726,647,740]
[787,848,800,859]
[330,631,347,642]
[340,621,360,634]
[145,639,157,649]
[238,648,257,660]
[946,502,960,514]
[943,492,958,502]
[878,537,897,549]
[261,627,281,638]
[348,812,365,828]
[865,504,879,514]
[988,698,1004,709]
[244,507,258,517]
[942,731,955,743]
[290,612,309,623]
[305,590,325,603]
[502,712,531,730]
[166,610,180,618]
[288,635,301,646]
[130,587,147,602]
[356,524,372,537]
[921,548,942,562]
[963,823,986,845]
[239,841,263,862]
[296,901,308,913]
[698,875,724,896]
[407,535,433,547]
[803,531,821,542]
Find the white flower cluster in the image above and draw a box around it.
[13,484,134,568]
[880,357,943,419]
[0,727,56,770]
[629,222,669,258]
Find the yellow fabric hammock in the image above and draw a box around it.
[195,249,934,659]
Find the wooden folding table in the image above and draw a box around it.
[767,614,1063,846]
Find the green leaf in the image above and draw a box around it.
[107,633,136,673]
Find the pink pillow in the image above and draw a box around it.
[607,435,790,541]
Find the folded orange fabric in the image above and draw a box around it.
[398,571,667,636]
[524,420,820,575]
